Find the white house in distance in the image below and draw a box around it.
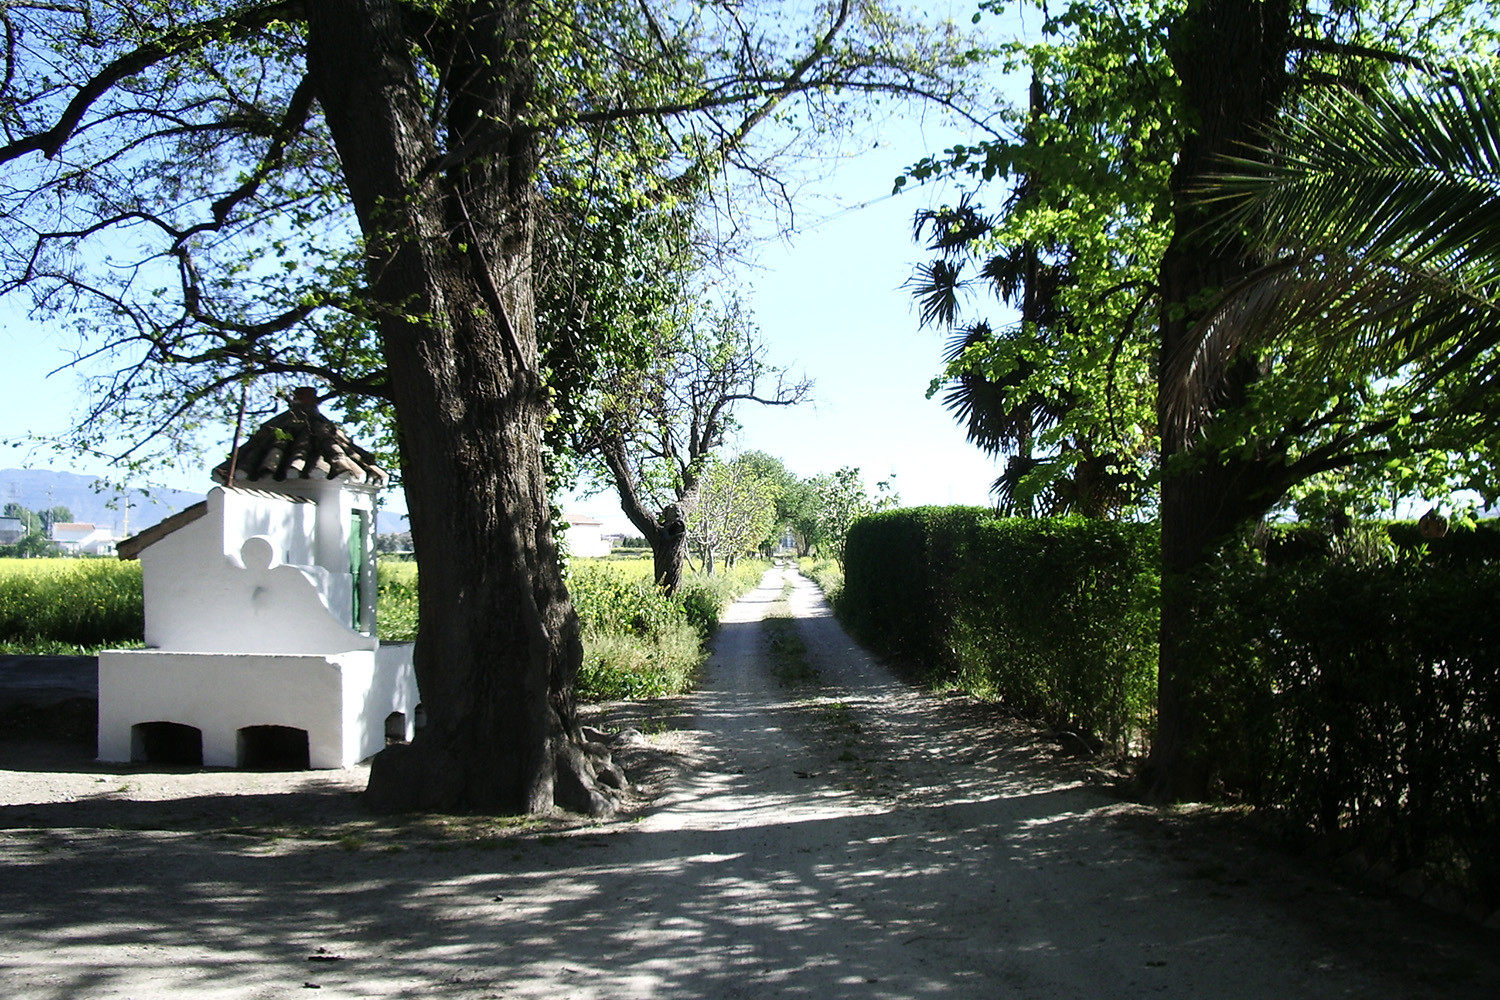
[563,513,613,558]
[98,387,420,770]
[50,522,119,556]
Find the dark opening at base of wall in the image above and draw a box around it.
[131,721,204,766]
[237,724,310,770]
[384,711,407,743]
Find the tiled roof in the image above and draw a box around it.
[212,390,388,487]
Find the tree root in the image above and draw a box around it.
[553,739,628,817]
[364,735,629,817]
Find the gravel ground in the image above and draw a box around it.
[1,566,1497,999]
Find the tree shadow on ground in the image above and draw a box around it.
[3,697,1497,999]
[3,606,1497,1000]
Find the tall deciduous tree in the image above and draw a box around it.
[0,1,974,813]
[579,296,811,592]
[687,454,780,573]
[815,466,896,562]
[731,450,803,553]
[782,474,832,557]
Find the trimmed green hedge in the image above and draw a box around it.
[1192,552,1500,900]
[841,508,1158,751]
[839,506,985,671]
[841,507,1497,901]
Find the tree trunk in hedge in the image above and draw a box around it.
[1142,0,1292,803]
[307,0,617,815]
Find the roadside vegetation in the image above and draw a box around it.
[374,555,767,699]
[0,555,763,704]
[838,507,1500,905]
[569,558,765,700]
[795,558,843,606]
[0,559,143,654]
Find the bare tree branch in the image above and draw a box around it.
[0,1,307,166]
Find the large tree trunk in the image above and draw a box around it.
[1142,0,1291,802]
[307,0,618,815]
[651,523,689,592]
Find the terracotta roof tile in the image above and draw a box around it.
[212,389,388,488]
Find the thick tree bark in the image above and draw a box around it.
[1142,0,1292,802]
[651,516,689,592]
[306,0,618,815]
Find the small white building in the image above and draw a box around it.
[99,388,420,770]
[51,522,118,556]
[563,513,612,558]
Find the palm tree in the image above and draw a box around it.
[909,196,1147,518]
[1167,65,1500,436]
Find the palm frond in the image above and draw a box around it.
[992,454,1050,516]
[938,322,1068,456]
[906,258,967,330]
[977,245,1028,308]
[1165,251,1500,437]
[1202,65,1500,278]
[1173,64,1500,438]
[911,194,995,253]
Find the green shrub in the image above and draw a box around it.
[841,508,1158,752]
[674,580,722,637]
[796,558,843,604]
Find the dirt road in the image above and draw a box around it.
[1,566,1496,998]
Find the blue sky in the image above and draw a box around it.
[0,4,1027,535]
[0,145,1012,536]
[562,135,1015,535]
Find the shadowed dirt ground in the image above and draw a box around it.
[1,566,1497,999]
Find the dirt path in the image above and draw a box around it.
[1,566,1497,999]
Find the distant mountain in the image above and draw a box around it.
[0,468,203,535]
[376,511,409,535]
[0,468,411,537]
